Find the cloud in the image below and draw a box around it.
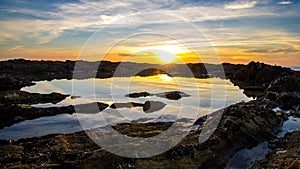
[243,47,300,54]
[278,1,292,5]
[0,0,294,46]
[8,45,24,52]
[224,0,257,9]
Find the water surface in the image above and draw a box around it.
[0,75,251,140]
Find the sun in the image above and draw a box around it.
[157,53,177,63]
[155,50,177,63]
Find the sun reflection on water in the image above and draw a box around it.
[159,74,173,82]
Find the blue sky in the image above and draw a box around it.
[0,0,299,66]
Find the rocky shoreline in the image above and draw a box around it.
[0,59,299,168]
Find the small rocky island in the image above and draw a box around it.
[0,59,299,168]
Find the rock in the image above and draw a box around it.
[155,91,190,100]
[125,92,150,98]
[70,96,81,99]
[266,74,300,94]
[110,101,166,113]
[265,74,300,111]
[125,91,191,100]
[0,75,34,91]
[0,90,69,105]
[227,61,293,98]
[110,102,144,109]
[143,101,166,113]
[74,102,109,114]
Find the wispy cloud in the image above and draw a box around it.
[0,0,280,45]
[224,0,257,9]
[243,47,300,54]
[278,1,292,5]
[8,45,24,52]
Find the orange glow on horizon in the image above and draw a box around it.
[1,45,299,67]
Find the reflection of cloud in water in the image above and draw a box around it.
[22,80,66,94]
[0,114,82,140]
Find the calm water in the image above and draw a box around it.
[0,75,251,140]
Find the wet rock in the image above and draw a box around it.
[124,92,150,98]
[125,91,190,100]
[143,101,166,113]
[0,90,69,104]
[75,102,109,114]
[110,102,144,109]
[110,101,166,113]
[71,96,81,99]
[155,91,190,100]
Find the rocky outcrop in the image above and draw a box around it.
[226,61,294,97]
[265,74,300,116]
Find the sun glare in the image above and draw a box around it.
[157,53,177,63]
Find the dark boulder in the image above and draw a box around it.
[143,101,166,113]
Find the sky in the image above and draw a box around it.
[0,0,299,66]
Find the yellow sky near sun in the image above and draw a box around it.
[2,43,299,66]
